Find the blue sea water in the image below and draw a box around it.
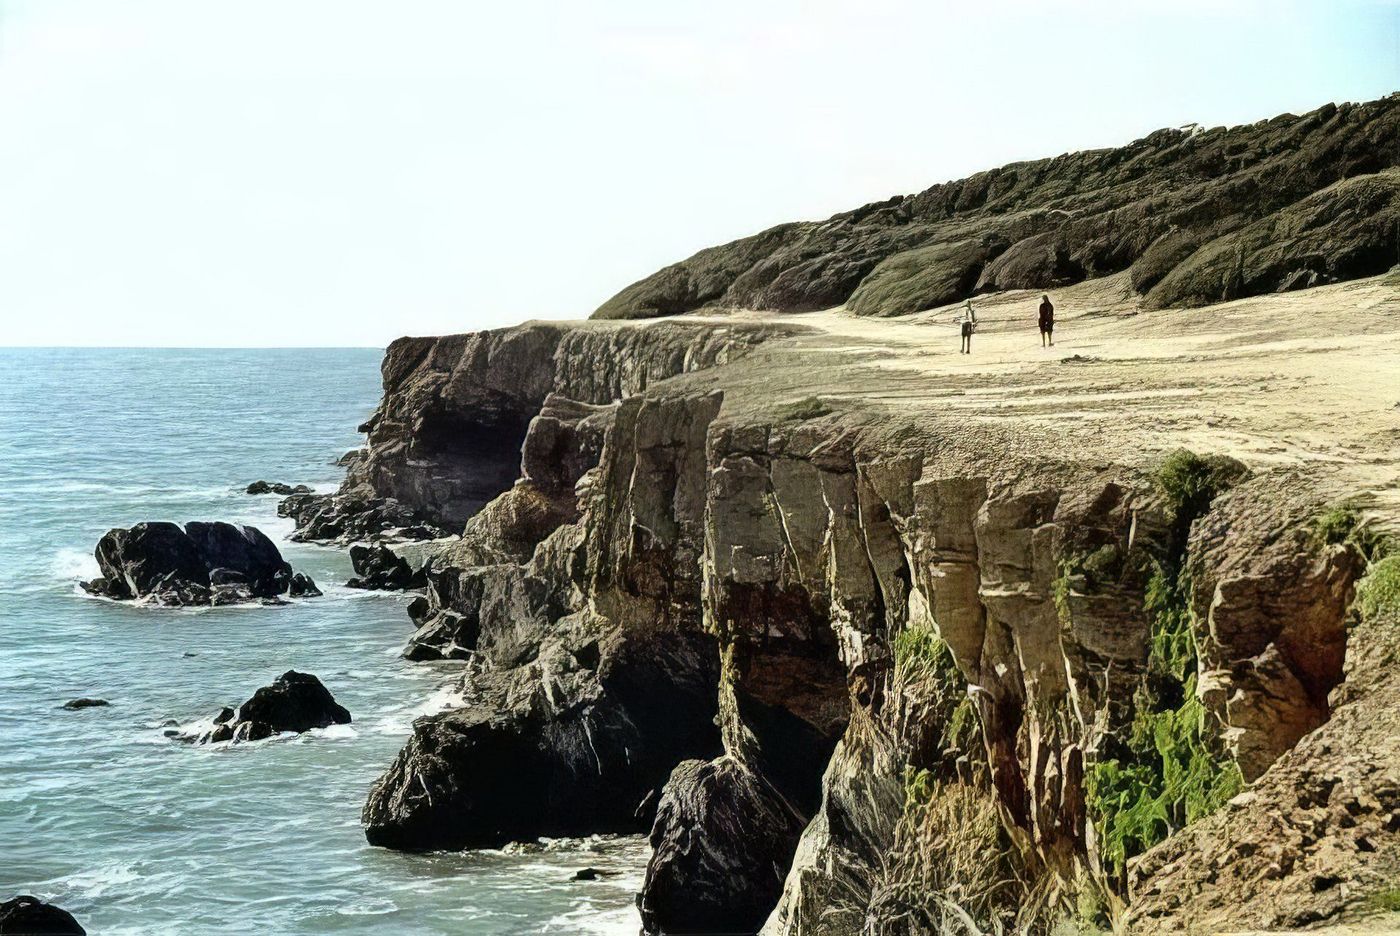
[0,348,645,935]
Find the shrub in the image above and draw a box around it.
[773,396,830,421]
[1357,555,1400,624]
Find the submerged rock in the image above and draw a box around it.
[79,521,318,606]
[345,543,420,591]
[0,895,85,934]
[189,671,350,744]
[245,480,312,496]
[59,698,108,710]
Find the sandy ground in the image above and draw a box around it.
[675,271,1400,533]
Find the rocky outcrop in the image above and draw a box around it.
[364,388,731,848]
[191,671,350,744]
[1128,550,1400,934]
[245,480,311,496]
[640,757,807,935]
[334,301,1386,934]
[278,492,447,545]
[1188,474,1362,781]
[80,521,319,606]
[0,896,85,935]
[1146,169,1400,309]
[594,95,1400,318]
[345,544,422,590]
[293,319,795,542]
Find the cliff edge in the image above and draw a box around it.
[299,95,1400,935]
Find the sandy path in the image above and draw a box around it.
[679,271,1400,529]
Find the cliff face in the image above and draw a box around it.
[299,262,1400,933]
[592,96,1400,320]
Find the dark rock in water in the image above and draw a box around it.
[79,521,317,606]
[279,492,447,545]
[0,895,85,934]
[60,698,108,710]
[362,628,721,850]
[237,671,351,732]
[638,757,807,936]
[190,671,350,744]
[83,521,208,600]
[184,521,289,594]
[571,867,614,881]
[345,544,418,591]
[245,480,312,496]
[288,572,321,598]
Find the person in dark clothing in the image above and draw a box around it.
[958,300,977,353]
[1038,294,1055,347]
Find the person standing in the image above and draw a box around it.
[959,299,977,354]
[1038,294,1055,347]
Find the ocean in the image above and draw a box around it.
[0,348,645,935]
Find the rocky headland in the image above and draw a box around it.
[293,95,1400,934]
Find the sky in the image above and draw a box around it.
[0,1,1396,347]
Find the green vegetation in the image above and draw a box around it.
[1087,450,1246,881]
[1314,502,1397,564]
[1366,887,1400,913]
[773,396,831,421]
[1357,555,1400,624]
[893,625,977,756]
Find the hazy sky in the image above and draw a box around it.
[1,1,1396,347]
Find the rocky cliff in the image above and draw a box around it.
[593,96,1400,320]
[297,96,1400,936]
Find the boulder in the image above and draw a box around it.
[190,671,350,744]
[345,544,419,591]
[79,522,317,606]
[0,896,85,935]
[245,480,312,496]
[638,757,807,936]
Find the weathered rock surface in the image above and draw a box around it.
[0,896,85,935]
[331,299,1393,935]
[1128,556,1400,934]
[594,95,1400,318]
[639,757,807,935]
[190,671,350,744]
[278,492,447,545]
[345,543,421,591]
[289,320,794,544]
[1188,473,1363,781]
[79,521,318,606]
